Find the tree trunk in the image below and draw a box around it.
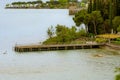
[93,21,97,35]
[85,24,88,33]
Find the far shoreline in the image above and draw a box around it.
[5,7,68,9]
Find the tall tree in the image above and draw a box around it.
[90,11,103,34]
[88,0,92,13]
[73,10,91,33]
[109,0,114,32]
[92,0,96,11]
[112,16,120,33]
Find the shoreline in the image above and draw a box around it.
[5,7,68,9]
[105,43,120,50]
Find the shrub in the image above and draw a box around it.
[95,38,107,43]
[76,29,87,38]
[115,67,120,80]
[116,38,120,41]
[115,74,120,80]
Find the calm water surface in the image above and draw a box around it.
[0,8,120,80]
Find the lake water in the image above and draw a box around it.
[0,5,120,80]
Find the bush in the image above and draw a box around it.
[116,38,120,41]
[112,38,120,45]
[115,74,120,80]
[76,29,87,38]
[95,38,107,43]
[43,37,58,45]
[115,68,120,80]
[112,41,120,45]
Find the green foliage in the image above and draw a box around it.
[90,11,104,34]
[87,33,93,37]
[112,38,120,45]
[87,0,120,34]
[117,25,120,32]
[95,38,107,43]
[81,0,88,3]
[116,38,120,41]
[59,0,68,3]
[76,29,86,37]
[44,25,87,44]
[115,67,120,80]
[73,10,88,26]
[73,10,103,34]
[55,25,70,43]
[115,67,120,72]
[43,37,58,45]
[47,26,54,38]
[115,74,120,80]
[112,41,120,45]
[102,19,111,33]
[112,16,120,32]
[80,2,86,7]
[7,0,69,9]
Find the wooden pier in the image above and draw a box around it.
[14,43,104,52]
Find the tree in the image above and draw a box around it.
[81,0,88,3]
[109,0,113,32]
[92,0,96,11]
[55,25,69,43]
[76,29,86,37]
[73,10,88,26]
[47,26,54,38]
[112,16,120,33]
[69,26,77,40]
[44,24,88,44]
[90,11,103,34]
[117,25,120,32]
[88,0,92,13]
[102,19,111,33]
[73,10,91,33]
[12,2,17,7]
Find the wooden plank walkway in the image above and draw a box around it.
[14,43,104,52]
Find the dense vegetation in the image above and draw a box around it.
[43,0,120,44]
[43,25,88,44]
[73,0,120,34]
[115,67,120,80]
